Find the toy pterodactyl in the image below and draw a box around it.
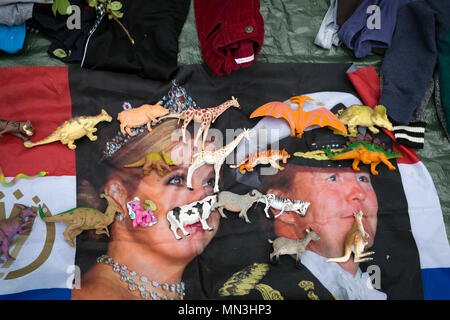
[250,95,348,138]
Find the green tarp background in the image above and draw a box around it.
[1,0,449,240]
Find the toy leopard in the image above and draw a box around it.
[230,149,291,174]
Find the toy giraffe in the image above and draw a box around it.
[157,96,240,150]
[187,129,251,193]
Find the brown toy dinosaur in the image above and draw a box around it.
[0,119,34,141]
[123,150,178,176]
[117,101,169,136]
[39,193,124,247]
[326,210,374,264]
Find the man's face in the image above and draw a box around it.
[274,167,378,259]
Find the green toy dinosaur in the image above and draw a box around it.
[39,193,124,247]
[324,141,402,175]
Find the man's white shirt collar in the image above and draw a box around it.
[300,250,387,300]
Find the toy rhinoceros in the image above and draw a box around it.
[334,104,393,137]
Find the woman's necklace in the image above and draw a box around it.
[97,254,185,300]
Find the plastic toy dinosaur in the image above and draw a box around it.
[0,119,34,141]
[250,95,347,138]
[324,140,402,175]
[24,109,112,150]
[0,204,36,263]
[123,150,177,176]
[39,193,124,247]
[117,101,169,136]
[230,149,291,174]
[333,104,393,137]
[157,96,241,150]
[326,210,374,264]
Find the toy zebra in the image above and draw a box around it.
[257,194,310,219]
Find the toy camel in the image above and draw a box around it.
[186,129,251,193]
[39,193,124,247]
[123,150,177,176]
[333,104,393,137]
[229,149,291,174]
[24,109,112,150]
[117,101,169,136]
[0,204,36,263]
[326,210,374,264]
[157,96,240,150]
[0,119,34,141]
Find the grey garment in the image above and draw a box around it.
[0,0,52,4]
[434,70,450,143]
[411,77,434,124]
[315,0,340,49]
[0,3,33,26]
[0,0,54,26]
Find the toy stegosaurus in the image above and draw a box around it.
[324,134,402,175]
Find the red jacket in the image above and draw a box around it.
[194,0,264,76]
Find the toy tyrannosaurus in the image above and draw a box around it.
[123,150,178,176]
[24,109,112,150]
[39,193,124,247]
[324,140,402,175]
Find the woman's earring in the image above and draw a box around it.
[116,212,125,221]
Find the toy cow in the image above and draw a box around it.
[268,228,320,269]
[166,195,217,240]
[0,204,36,263]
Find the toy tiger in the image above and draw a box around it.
[230,149,291,174]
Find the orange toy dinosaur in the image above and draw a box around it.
[250,95,347,137]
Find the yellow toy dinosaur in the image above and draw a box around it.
[24,109,112,150]
[123,150,178,176]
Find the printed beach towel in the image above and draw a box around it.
[0,64,448,300]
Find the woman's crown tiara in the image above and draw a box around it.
[102,80,198,160]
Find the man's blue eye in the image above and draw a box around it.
[203,178,215,188]
[328,175,337,181]
[357,175,370,182]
